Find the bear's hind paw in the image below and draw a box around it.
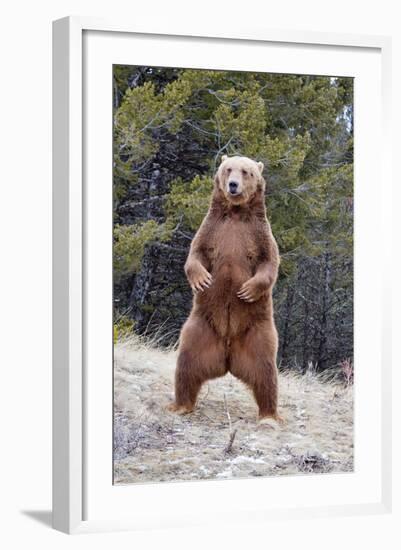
[167,402,195,415]
[258,413,286,428]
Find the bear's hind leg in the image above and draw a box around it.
[230,323,283,424]
[168,315,226,414]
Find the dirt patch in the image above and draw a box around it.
[113,339,353,484]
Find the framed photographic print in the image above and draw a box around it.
[52,16,392,534]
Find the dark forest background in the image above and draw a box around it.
[113,65,353,373]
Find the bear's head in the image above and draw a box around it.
[215,155,265,205]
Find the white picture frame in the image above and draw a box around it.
[52,16,392,534]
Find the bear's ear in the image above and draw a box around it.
[257,161,264,174]
[221,154,228,163]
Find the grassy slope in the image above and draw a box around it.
[114,339,353,485]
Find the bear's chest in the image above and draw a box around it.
[206,218,259,266]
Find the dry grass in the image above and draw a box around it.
[114,337,353,484]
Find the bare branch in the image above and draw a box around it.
[223,393,238,454]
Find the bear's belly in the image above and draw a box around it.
[196,255,262,338]
[194,220,265,337]
[212,257,251,289]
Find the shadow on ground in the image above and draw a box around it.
[21,510,52,528]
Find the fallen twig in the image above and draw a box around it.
[223,393,238,454]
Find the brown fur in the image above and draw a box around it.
[168,156,282,422]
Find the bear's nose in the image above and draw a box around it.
[228,181,239,194]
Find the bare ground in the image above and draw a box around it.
[114,338,353,485]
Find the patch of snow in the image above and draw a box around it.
[165,458,188,465]
[229,455,266,465]
[216,468,234,478]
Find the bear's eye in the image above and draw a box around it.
[226,168,232,174]
[242,169,248,176]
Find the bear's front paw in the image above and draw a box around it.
[187,265,213,293]
[237,277,264,303]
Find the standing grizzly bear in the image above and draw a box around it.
[168,155,282,424]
